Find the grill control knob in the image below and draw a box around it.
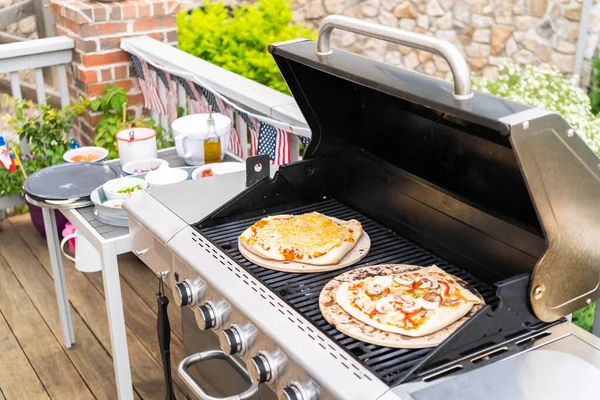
[173,278,206,307]
[195,299,231,330]
[248,350,287,385]
[218,323,257,356]
[279,380,319,400]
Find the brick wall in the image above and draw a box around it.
[49,0,179,144]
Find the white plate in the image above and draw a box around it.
[192,162,246,180]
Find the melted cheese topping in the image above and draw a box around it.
[241,212,360,260]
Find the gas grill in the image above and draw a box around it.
[124,15,600,400]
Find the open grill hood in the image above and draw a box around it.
[265,27,600,321]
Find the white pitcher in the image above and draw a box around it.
[60,231,102,273]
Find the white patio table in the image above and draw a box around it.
[36,148,186,400]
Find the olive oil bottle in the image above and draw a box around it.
[203,112,221,164]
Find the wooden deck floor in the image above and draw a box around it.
[0,214,188,399]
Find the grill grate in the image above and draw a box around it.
[198,199,498,386]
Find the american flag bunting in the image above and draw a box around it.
[130,55,165,114]
[257,122,290,164]
[299,135,311,147]
[212,96,243,158]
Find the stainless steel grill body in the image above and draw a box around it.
[124,15,600,400]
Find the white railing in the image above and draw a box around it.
[0,36,74,217]
[121,36,310,162]
[0,36,73,106]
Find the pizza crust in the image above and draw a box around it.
[319,264,484,348]
[239,213,363,266]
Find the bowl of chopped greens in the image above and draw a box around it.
[102,177,148,201]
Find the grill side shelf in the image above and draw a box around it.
[396,274,554,385]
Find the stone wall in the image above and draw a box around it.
[292,0,600,85]
[0,0,38,39]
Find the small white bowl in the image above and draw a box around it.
[145,167,189,186]
[122,158,169,175]
[63,146,109,163]
[102,177,148,201]
[192,162,246,180]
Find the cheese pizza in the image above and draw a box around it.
[335,265,482,337]
[238,212,363,266]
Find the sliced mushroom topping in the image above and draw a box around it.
[418,293,441,310]
[393,274,415,286]
[361,299,375,313]
[419,276,439,289]
[398,294,417,303]
[423,292,442,303]
[375,297,395,314]
[417,298,440,310]
[366,281,384,295]
[400,300,421,313]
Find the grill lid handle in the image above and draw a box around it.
[316,15,473,100]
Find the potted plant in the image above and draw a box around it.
[0,95,88,237]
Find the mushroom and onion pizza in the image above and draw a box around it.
[320,264,484,347]
[238,212,364,266]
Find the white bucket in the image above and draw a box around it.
[116,128,158,166]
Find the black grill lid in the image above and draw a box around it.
[268,19,600,321]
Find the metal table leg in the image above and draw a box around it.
[100,242,134,400]
[42,207,75,347]
[593,301,600,337]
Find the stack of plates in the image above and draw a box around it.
[24,163,119,209]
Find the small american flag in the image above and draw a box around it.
[155,68,178,123]
[131,55,165,114]
[176,77,205,113]
[299,136,311,147]
[257,122,290,164]
[190,81,210,113]
[200,87,221,114]
[213,96,243,158]
[247,116,259,156]
[166,73,179,123]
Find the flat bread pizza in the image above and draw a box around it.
[320,264,484,348]
[238,212,363,266]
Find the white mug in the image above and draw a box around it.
[60,231,102,273]
[116,127,158,166]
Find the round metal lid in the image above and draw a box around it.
[24,162,118,201]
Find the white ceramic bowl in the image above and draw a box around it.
[144,167,189,186]
[122,158,169,175]
[63,146,109,163]
[192,162,246,180]
[102,177,148,201]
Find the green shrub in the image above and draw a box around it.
[471,63,600,155]
[177,0,316,94]
[589,59,600,115]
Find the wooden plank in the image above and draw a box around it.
[5,216,139,400]
[8,215,186,400]
[87,254,188,393]
[0,0,34,30]
[0,244,95,399]
[0,310,50,400]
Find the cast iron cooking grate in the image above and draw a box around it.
[198,199,498,386]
